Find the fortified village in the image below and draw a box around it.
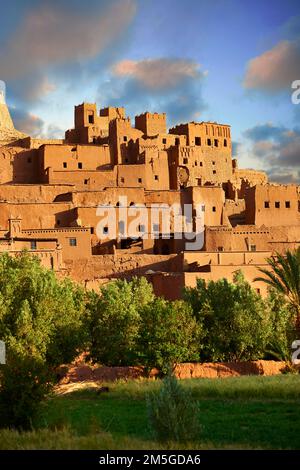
[0,86,299,298]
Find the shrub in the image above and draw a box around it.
[265,288,297,361]
[0,253,87,429]
[147,373,200,443]
[184,271,271,362]
[88,277,154,366]
[138,298,201,375]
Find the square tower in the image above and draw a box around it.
[135,112,167,137]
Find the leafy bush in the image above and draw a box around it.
[184,271,271,362]
[0,253,87,428]
[265,288,297,361]
[147,373,200,443]
[138,298,201,375]
[88,277,154,366]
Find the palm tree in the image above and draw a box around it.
[254,248,300,331]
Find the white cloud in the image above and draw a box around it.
[112,58,205,89]
[244,40,300,91]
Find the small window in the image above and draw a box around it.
[197,178,202,186]
[264,201,270,208]
[138,224,145,232]
[84,179,88,185]
[183,158,188,164]
[78,162,83,169]
[103,227,109,234]
[69,238,77,247]
[256,288,261,294]
[123,136,127,142]
[213,170,217,174]
[162,138,167,144]
[250,244,256,252]
[275,201,280,208]
[207,138,212,146]
[138,177,142,183]
[63,162,67,168]
[153,223,159,232]
[201,205,205,212]
[217,246,224,252]
[214,139,218,147]
[285,201,290,208]
[195,161,198,166]
[90,227,94,234]
[129,202,135,206]
[154,175,159,181]
[195,137,201,146]
[212,161,216,165]
[212,206,216,212]
[118,221,125,235]
[224,139,227,147]
[200,162,203,167]
[88,113,94,124]
[175,137,180,145]
[30,240,37,250]
[120,177,125,183]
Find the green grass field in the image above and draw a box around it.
[1,374,300,449]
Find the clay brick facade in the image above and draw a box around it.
[0,97,299,297]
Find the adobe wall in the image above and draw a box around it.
[75,203,178,251]
[230,168,268,199]
[184,267,269,296]
[169,144,232,188]
[60,360,285,383]
[71,187,146,206]
[0,201,75,230]
[188,186,225,226]
[47,169,117,189]
[0,246,63,271]
[22,227,92,260]
[144,153,170,190]
[109,118,143,165]
[62,253,181,283]
[135,112,167,136]
[117,164,146,188]
[183,250,272,268]
[146,271,185,299]
[205,225,300,253]
[0,184,74,203]
[0,146,39,183]
[20,137,64,149]
[223,199,246,226]
[40,144,112,172]
[245,184,299,226]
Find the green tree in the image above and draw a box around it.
[265,288,297,361]
[88,277,154,366]
[0,253,87,428]
[138,298,201,375]
[184,271,270,362]
[254,248,300,332]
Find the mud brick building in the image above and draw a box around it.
[0,91,299,298]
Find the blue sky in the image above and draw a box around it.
[0,0,299,182]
